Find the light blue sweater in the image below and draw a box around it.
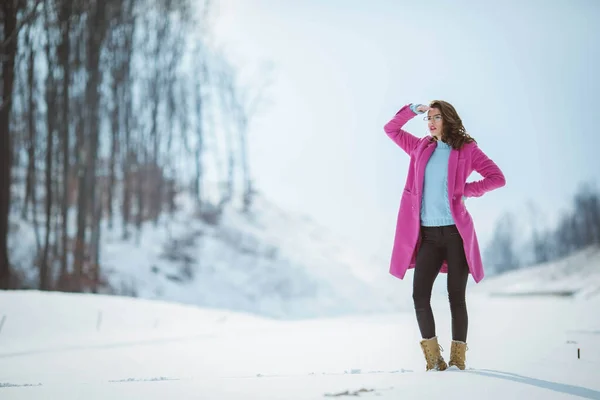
[421,140,455,226]
[410,103,455,227]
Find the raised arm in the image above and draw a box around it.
[464,144,506,198]
[383,104,421,155]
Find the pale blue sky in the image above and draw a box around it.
[212,0,598,258]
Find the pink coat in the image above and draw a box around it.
[384,105,506,283]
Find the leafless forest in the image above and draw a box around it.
[1,0,266,291]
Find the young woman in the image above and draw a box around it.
[383,100,506,371]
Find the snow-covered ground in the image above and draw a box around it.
[1,282,599,399]
[6,186,600,399]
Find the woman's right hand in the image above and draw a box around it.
[416,104,430,113]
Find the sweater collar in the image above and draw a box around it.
[436,140,452,150]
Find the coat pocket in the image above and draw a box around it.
[401,188,417,214]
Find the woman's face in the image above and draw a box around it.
[426,107,443,139]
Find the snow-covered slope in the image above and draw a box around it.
[473,245,600,299]
[8,192,404,320]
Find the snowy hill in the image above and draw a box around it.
[473,245,600,299]
[8,192,403,319]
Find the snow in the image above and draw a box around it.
[1,277,599,399]
[6,178,600,398]
[9,191,404,319]
[472,245,600,299]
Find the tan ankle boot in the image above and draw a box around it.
[448,340,468,370]
[419,337,448,371]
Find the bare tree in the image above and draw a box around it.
[56,0,72,288]
[40,0,59,290]
[119,0,136,240]
[485,211,520,274]
[73,0,112,291]
[23,24,41,252]
[573,183,600,246]
[192,47,208,207]
[1,0,43,289]
[526,201,551,264]
[217,59,271,213]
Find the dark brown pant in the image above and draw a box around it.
[412,225,469,342]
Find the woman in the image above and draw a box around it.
[383,100,505,371]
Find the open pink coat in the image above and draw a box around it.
[384,105,506,283]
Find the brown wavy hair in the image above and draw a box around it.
[429,100,475,150]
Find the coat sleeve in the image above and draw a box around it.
[464,143,506,198]
[383,104,420,155]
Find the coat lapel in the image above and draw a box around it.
[447,148,459,201]
[416,140,437,195]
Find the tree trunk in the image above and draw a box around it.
[23,43,37,229]
[74,0,108,291]
[40,19,56,291]
[121,0,135,239]
[73,98,86,290]
[122,148,132,240]
[73,140,87,289]
[107,81,118,230]
[0,1,18,289]
[121,71,133,240]
[0,2,19,289]
[90,197,101,293]
[135,148,145,243]
[22,48,33,220]
[239,115,252,212]
[195,77,203,207]
[85,0,107,290]
[58,0,72,289]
